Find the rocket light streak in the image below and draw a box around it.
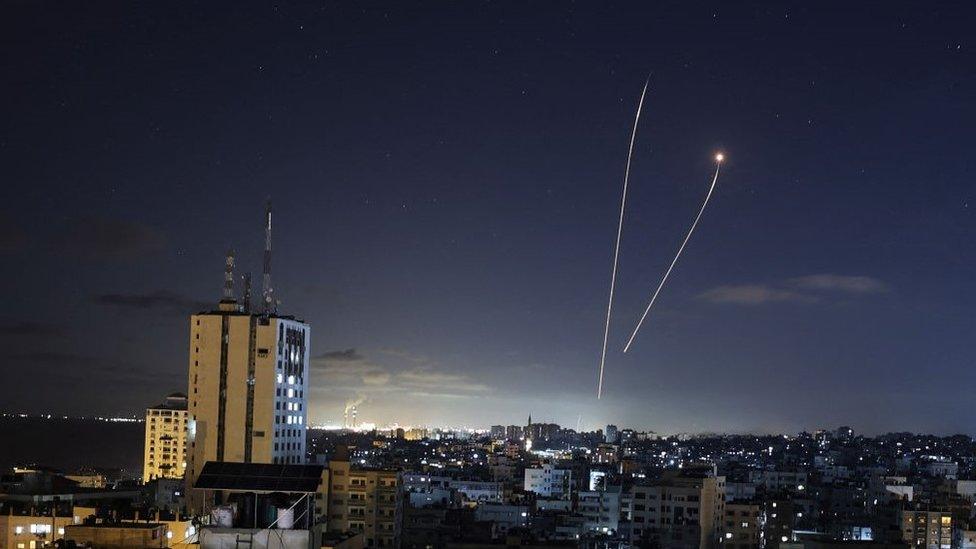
[622,155,724,354]
[596,76,651,400]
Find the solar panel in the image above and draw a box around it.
[194,461,324,493]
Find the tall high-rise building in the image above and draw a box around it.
[185,204,311,510]
[143,393,189,483]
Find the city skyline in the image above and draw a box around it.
[2,2,975,435]
[0,411,933,440]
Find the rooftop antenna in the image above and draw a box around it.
[222,249,236,302]
[218,250,238,312]
[262,200,275,315]
[242,272,252,314]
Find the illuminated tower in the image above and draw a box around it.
[185,206,311,512]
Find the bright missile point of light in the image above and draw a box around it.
[715,153,725,162]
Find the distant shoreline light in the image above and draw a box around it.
[0,412,143,423]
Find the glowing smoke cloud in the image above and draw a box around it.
[596,76,651,400]
[623,153,725,353]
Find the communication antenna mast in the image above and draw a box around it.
[242,272,252,313]
[262,200,275,314]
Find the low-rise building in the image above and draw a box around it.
[472,503,529,539]
[749,470,808,494]
[628,469,726,549]
[523,463,572,499]
[321,449,403,548]
[579,485,622,535]
[925,461,959,480]
[0,513,77,549]
[451,480,504,504]
[724,501,760,549]
[64,523,169,548]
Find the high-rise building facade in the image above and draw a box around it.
[187,304,310,474]
[143,393,189,482]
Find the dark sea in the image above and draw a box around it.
[0,416,144,475]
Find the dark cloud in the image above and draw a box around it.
[0,321,63,337]
[94,290,209,313]
[316,349,364,362]
[56,217,165,260]
[10,350,176,386]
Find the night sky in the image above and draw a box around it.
[2,2,974,435]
